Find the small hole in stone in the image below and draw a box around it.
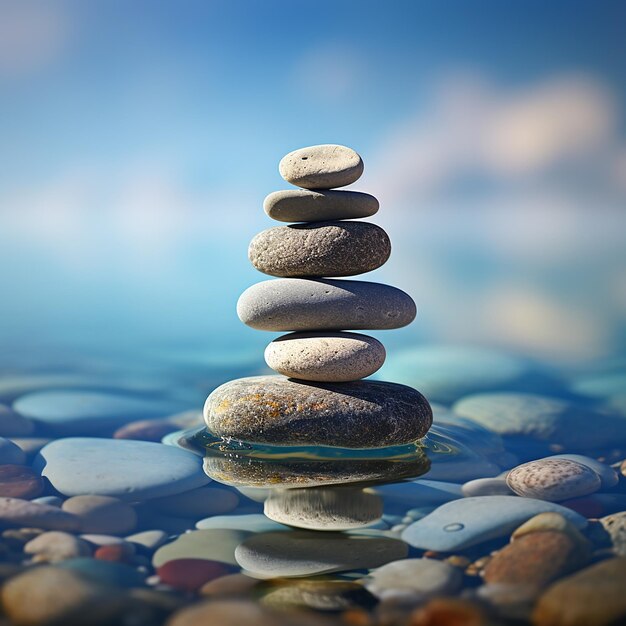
[444,523,464,532]
[301,157,308,160]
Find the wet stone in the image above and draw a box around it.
[264,487,383,531]
[0,438,26,465]
[145,485,239,518]
[0,497,80,531]
[279,144,364,190]
[0,405,34,437]
[462,477,514,497]
[533,557,626,626]
[157,559,232,592]
[58,557,147,588]
[249,221,390,278]
[264,332,386,382]
[235,530,408,578]
[506,458,601,501]
[24,530,93,563]
[203,375,432,448]
[0,465,44,499]
[401,496,587,552]
[36,437,209,500]
[600,511,626,556]
[264,189,379,223]
[237,278,416,332]
[62,495,138,535]
[365,558,463,599]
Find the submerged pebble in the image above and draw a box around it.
[24,530,93,563]
[0,438,26,465]
[0,405,34,436]
[0,465,44,499]
[0,497,80,531]
[62,495,138,534]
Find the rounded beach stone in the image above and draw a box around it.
[167,600,291,626]
[264,189,378,223]
[0,497,80,531]
[0,405,34,436]
[0,465,44,499]
[238,278,416,332]
[62,495,138,534]
[145,486,239,518]
[235,531,408,578]
[13,390,183,435]
[264,332,385,382]
[35,438,209,501]
[400,496,587,552]
[506,459,601,502]
[264,487,383,531]
[279,144,363,190]
[533,557,626,626]
[203,375,432,448]
[157,559,232,592]
[24,530,93,563]
[462,477,514,497]
[452,392,626,450]
[0,566,111,626]
[0,438,26,465]
[600,512,626,556]
[365,558,463,599]
[249,221,390,278]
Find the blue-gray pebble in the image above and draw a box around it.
[35,437,209,500]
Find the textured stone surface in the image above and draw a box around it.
[36,437,209,500]
[533,558,626,626]
[600,511,626,556]
[366,558,463,599]
[279,144,363,189]
[549,454,618,489]
[264,487,382,531]
[264,332,385,382]
[483,531,590,586]
[0,465,44,499]
[249,221,390,278]
[264,189,378,222]
[506,459,601,501]
[401,496,587,552]
[0,497,80,531]
[237,278,416,332]
[203,452,430,489]
[62,495,138,534]
[235,530,408,578]
[203,376,432,448]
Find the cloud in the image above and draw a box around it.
[367,73,620,202]
[0,2,71,78]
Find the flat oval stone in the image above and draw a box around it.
[249,221,390,278]
[506,459,601,502]
[237,279,416,332]
[203,375,432,448]
[264,332,385,382]
[13,390,183,435]
[0,497,80,531]
[62,495,138,534]
[279,144,363,190]
[0,465,44,499]
[264,487,383,531]
[35,437,210,500]
[235,531,408,578]
[549,454,618,489]
[452,392,626,449]
[401,496,587,552]
[264,189,378,223]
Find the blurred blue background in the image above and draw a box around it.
[1,0,625,367]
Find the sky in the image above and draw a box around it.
[1,0,625,365]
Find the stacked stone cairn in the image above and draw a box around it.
[203,144,433,450]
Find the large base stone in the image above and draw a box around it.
[203,375,432,448]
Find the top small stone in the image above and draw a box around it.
[279,144,364,190]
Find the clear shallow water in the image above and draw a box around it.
[0,345,625,625]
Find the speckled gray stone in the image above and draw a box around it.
[264,332,385,382]
[264,189,379,223]
[249,221,391,278]
[506,458,601,502]
[237,279,416,332]
[203,375,432,448]
[264,487,383,531]
[235,530,407,578]
[279,144,363,190]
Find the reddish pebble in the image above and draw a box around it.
[157,559,232,593]
[113,419,178,442]
[0,465,44,499]
[94,543,133,563]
